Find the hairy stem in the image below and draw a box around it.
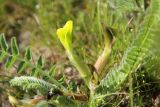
[66,50,92,87]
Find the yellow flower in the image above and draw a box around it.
[57,20,73,50]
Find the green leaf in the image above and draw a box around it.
[31,56,44,76]
[5,37,19,69]
[17,60,26,73]
[10,76,58,93]
[37,56,43,68]
[31,67,36,76]
[33,70,39,77]
[0,51,6,62]
[5,56,17,69]
[11,37,19,56]
[0,33,8,51]
[25,47,32,61]
[49,65,56,76]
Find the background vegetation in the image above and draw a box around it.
[0,0,160,107]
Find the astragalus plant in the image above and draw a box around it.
[0,0,160,106]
